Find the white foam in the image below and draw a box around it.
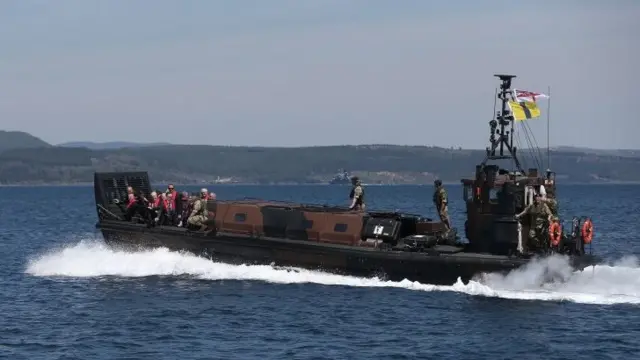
[25,239,640,305]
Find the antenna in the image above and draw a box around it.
[482,74,524,173]
[546,85,551,170]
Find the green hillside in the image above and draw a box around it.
[1,140,639,185]
[0,131,51,152]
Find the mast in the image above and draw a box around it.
[482,74,525,174]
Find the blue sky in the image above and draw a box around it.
[1,0,638,148]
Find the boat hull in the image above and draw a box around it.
[96,220,599,286]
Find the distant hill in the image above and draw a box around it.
[552,146,640,158]
[0,131,51,152]
[57,141,172,150]
[2,130,640,185]
[1,139,640,185]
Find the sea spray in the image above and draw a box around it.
[25,238,640,305]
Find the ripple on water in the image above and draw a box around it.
[2,185,640,359]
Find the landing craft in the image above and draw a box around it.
[94,74,598,285]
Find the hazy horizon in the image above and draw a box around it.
[1,1,638,149]
[51,139,640,151]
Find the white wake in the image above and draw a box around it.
[25,239,640,305]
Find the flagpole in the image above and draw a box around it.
[546,85,551,170]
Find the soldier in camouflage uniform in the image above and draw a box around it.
[515,193,553,248]
[433,179,451,230]
[349,176,365,211]
[541,169,558,220]
[187,188,209,230]
[543,196,558,220]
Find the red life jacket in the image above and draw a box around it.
[167,189,177,209]
[126,194,136,209]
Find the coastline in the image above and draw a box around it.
[2,181,640,187]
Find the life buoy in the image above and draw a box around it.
[549,221,562,246]
[581,218,594,244]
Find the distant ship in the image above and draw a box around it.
[329,169,352,184]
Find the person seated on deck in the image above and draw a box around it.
[177,191,191,227]
[148,191,162,222]
[172,191,184,222]
[187,188,209,230]
[515,193,553,249]
[126,193,136,211]
[164,184,178,222]
[164,192,177,225]
[117,188,153,224]
[348,177,365,211]
[127,186,149,206]
[165,184,178,206]
[150,192,167,224]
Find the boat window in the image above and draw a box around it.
[334,223,348,232]
[463,185,470,201]
[302,219,314,229]
[234,213,247,222]
[489,188,498,201]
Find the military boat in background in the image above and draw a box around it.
[94,74,598,285]
[328,169,352,185]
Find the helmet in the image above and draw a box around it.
[434,179,442,187]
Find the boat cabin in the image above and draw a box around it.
[461,164,557,255]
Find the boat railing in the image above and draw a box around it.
[97,204,124,221]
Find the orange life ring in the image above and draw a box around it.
[581,218,594,244]
[549,221,562,246]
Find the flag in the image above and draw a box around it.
[513,89,549,103]
[508,100,541,121]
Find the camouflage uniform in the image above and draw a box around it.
[349,177,365,211]
[433,181,451,229]
[544,197,559,220]
[517,201,552,248]
[187,198,208,228]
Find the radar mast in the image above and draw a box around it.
[482,74,525,174]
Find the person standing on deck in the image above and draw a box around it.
[433,179,451,230]
[349,176,365,211]
[515,193,553,248]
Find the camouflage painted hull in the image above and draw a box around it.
[96,220,599,286]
